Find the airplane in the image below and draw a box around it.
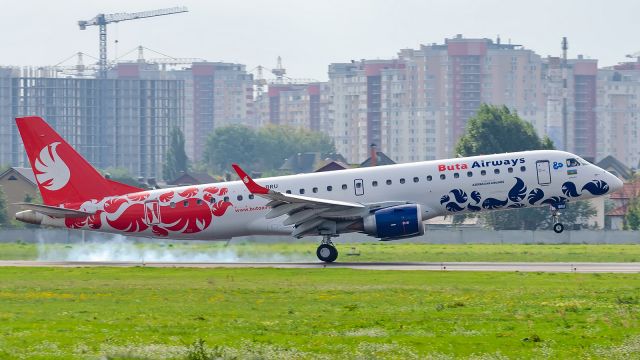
[14,116,623,263]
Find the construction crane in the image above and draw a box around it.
[626,51,640,62]
[254,65,268,98]
[272,56,286,83]
[252,58,318,92]
[78,6,188,78]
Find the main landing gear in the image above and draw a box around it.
[550,204,565,234]
[317,235,338,263]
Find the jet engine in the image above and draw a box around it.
[362,204,424,240]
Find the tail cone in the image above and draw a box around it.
[15,210,43,225]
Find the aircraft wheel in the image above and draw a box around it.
[553,223,564,234]
[317,243,338,263]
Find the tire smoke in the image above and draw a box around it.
[36,234,313,263]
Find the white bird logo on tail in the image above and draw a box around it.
[35,142,70,191]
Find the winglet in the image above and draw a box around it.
[232,164,269,194]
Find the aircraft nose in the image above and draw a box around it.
[607,172,624,193]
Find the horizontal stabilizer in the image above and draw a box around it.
[14,203,94,218]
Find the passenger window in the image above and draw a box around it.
[224,196,229,202]
[183,200,189,207]
[427,175,432,181]
[327,186,333,191]
[400,178,405,184]
[299,189,305,194]
[312,187,318,193]
[566,158,580,167]
[248,194,254,200]
[440,174,446,180]
[467,171,473,177]
[209,198,215,204]
[508,167,513,173]
[286,190,292,194]
[520,166,526,172]
[454,173,459,179]
[372,181,378,187]
[342,184,347,190]
[481,170,487,176]
[413,177,419,183]
[494,168,500,174]
[237,195,243,201]
[197,199,202,205]
[170,202,176,208]
[386,180,392,185]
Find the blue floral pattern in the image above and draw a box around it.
[441,177,609,213]
[582,180,610,196]
[527,188,545,205]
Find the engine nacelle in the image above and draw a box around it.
[362,204,424,240]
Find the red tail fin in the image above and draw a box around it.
[16,116,143,206]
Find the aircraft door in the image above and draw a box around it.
[144,200,161,225]
[354,179,364,196]
[536,160,551,186]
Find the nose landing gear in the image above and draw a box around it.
[553,222,564,234]
[317,235,338,263]
[551,204,565,233]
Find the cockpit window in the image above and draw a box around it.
[566,158,580,167]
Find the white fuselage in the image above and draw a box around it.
[37,150,621,240]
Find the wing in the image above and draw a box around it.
[232,164,408,237]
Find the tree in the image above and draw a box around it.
[0,185,8,228]
[455,104,553,156]
[625,198,640,230]
[256,125,335,171]
[205,125,259,173]
[483,200,597,230]
[203,125,336,174]
[163,126,189,181]
[23,192,43,205]
[102,167,140,187]
[454,104,595,230]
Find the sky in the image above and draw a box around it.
[1,0,637,81]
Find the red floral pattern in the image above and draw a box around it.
[65,186,234,237]
[179,187,198,198]
[127,192,150,201]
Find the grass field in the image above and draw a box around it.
[3,241,640,263]
[0,267,640,359]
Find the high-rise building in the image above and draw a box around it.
[597,61,640,168]
[542,56,598,159]
[328,60,417,163]
[186,62,254,162]
[328,36,546,163]
[0,60,255,179]
[131,62,254,163]
[403,36,546,157]
[0,67,18,167]
[257,82,328,132]
[570,57,598,160]
[0,65,184,180]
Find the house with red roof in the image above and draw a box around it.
[607,179,640,230]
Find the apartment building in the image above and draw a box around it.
[542,56,598,159]
[328,36,546,163]
[0,65,183,179]
[256,82,329,132]
[597,61,640,168]
[146,62,254,163]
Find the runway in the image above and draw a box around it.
[1,260,639,273]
